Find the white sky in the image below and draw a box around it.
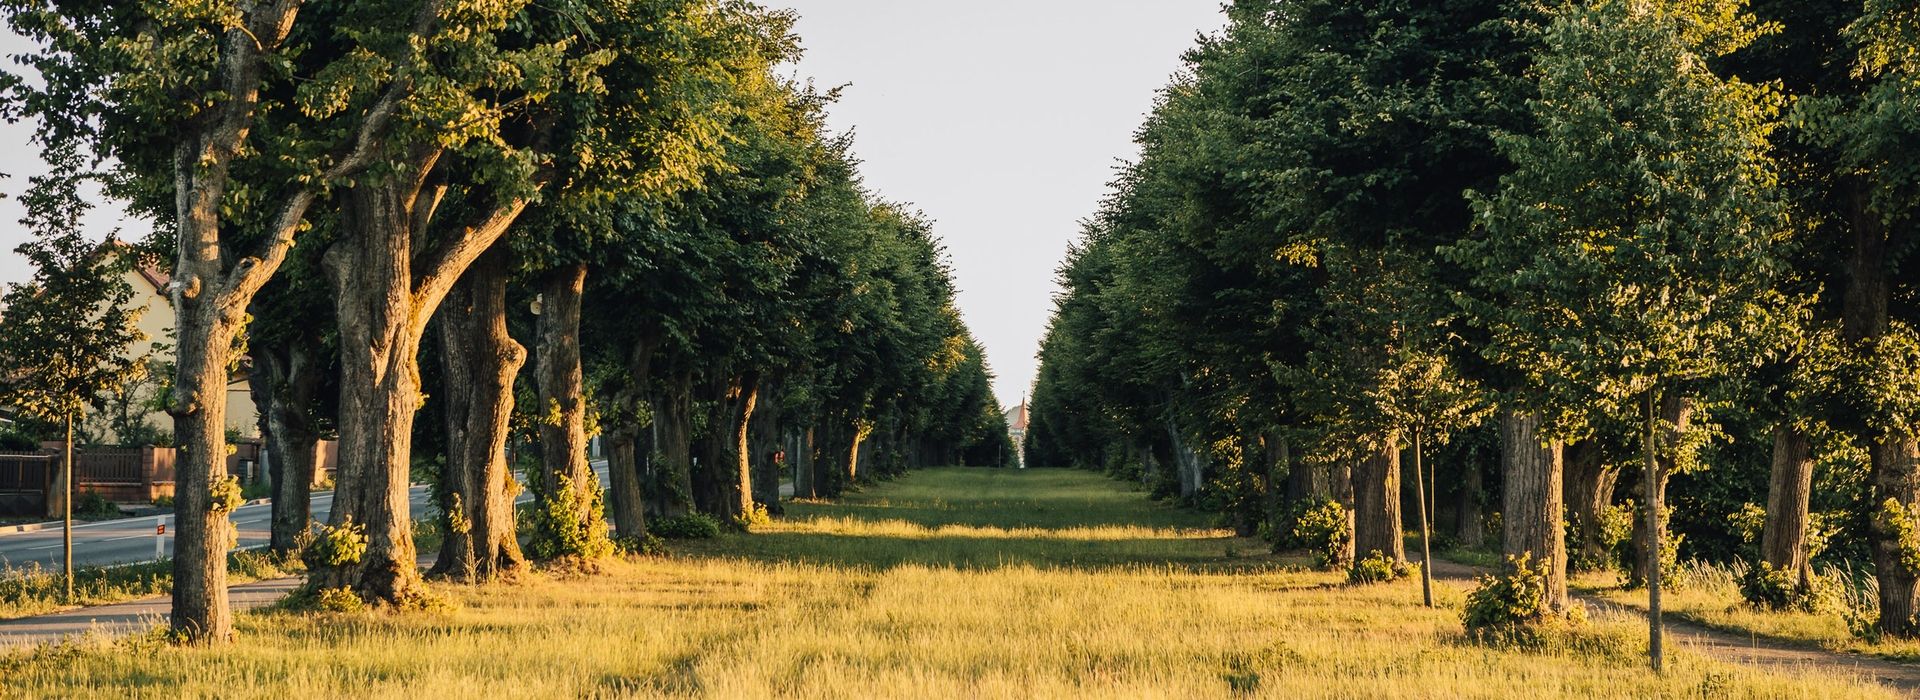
[0,2,1230,410]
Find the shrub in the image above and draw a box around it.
[1347,550,1415,584]
[616,533,668,556]
[313,587,365,613]
[1464,554,1584,645]
[72,490,121,519]
[736,503,772,530]
[1567,503,1632,573]
[1270,498,1351,569]
[302,519,368,571]
[525,474,615,561]
[652,513,722,540]
[1738,561,1840,613]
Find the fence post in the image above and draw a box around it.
[155,515,166,560]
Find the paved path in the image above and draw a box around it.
[0,577,303,651]
[0,462,613,652]
[0,463,610,572]
[1429,558,1920,695]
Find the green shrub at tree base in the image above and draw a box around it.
[1464,554,1586,646]
[652,513,723,540]
[1348,550,1416,584]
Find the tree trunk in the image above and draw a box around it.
[168,297,237,641]
[533,263,607,558]
[1453,449,1486,549]
[320,147,529,604]
[733,373,760,521]
[429,246,525,580]
[653,370,695,518]
[1629,395,1692,589]
[1761,424,1815,587]
[1500,410,1567,613]
[795,427,815,499]
[255,344,322,555]
[1872,432,1920,634]
[748,378,782,515]
[1351,440,1404,564]
[604,338,655,540]
[1564,440,1617,572]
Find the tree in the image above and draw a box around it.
[0,158,144,603]
[1460,0,1792,668]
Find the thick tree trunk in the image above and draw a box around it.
[1500,410,1567,613]
[168,295,237,641]
[748,379,782,515]
[321,148,528,604]
[733,373,760,522]
[430,247,525,580]
[795,427,816,499]
[1872,432,1920,634]
[1351,440,1404,564]
[605,338,654,540]
[653,371,695,518]
[1453,450,1486,549]
[1761,425,1815,587]
[322,177,429,602]
[256,345,321,554]
[691,375,737,516]
[533,264,606,558]
[1564,440,1617,572]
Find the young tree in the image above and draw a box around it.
[1463,0,1791,668]
[0,161,143,603]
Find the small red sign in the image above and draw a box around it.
[156,523,166,535]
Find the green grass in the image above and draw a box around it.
[0,550,299,620]
[0,467,1900,698]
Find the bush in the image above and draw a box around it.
[616,533,668,556]
[735,503,772,530]
[302,519,368,571]
[72,490,121,519]
[1738,561,1840,613]
[1347,550,1415,584]
[1464,554,1584,645]
[652,513,722,540]
[525,474,615,561]
[1567,503,1632,573]
[1270,498,1351,569]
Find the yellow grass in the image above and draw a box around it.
[0,468,1900,698]
[1577,567,1920,662]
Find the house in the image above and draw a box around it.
[86,249,260,445]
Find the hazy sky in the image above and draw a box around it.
[768,1,1228,408]
[0,2,1230,410]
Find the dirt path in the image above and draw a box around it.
[1428,558,1920,695]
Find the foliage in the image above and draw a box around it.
[71,491,120,520]
[1739,561,1842,613]
[1464,555,1585,646]
[302,520,368,571]
[1569,502,1635,574]
[526,474,614,561]
[1271,498,1351,570]
[1347,550,1415,585]
[651,513,723,540]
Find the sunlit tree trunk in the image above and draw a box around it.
[1351,440,1403,563]
[1501,410,1567,612]
[430,246,525,580]
[533,263,607,558]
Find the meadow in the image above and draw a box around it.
[0,468,1898,698]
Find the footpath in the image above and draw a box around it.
[1429,558,1920,694]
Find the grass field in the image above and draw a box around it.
[0,467,1899,698]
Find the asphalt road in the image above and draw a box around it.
[0,462,608,573]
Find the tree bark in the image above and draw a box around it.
[1629,394,1692,589]
[653,370,696,518]
[604,337,655,540]
[1500,410,1567,613]
[533,263,607,558]
[1761,424,1815,587]
[1872,432,1920,634]
[1351,440,1404,564]
[429,246,525,580]
[321,146,531,604]
[748,378,782,515]
[1564,439,1618,572]
[256,344,321,555]
[1453,449,1486,548]
[733,373,760,522]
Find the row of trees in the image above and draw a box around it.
[1025,0,1917,652]
[1,0,1010,643]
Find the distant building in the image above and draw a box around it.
[1007,400,1028,468]
[86,248,259,444]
